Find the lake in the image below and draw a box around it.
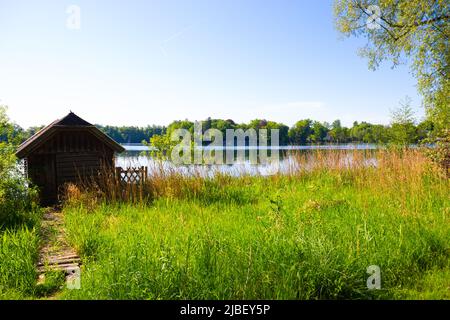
[116,143,379,176]
[120,143,378,152]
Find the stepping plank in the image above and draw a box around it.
[38,256,81,264]
[38,263,81,273]
[39,252,80,261]
[38,257,81,267]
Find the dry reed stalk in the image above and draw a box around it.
[60,148,447,208]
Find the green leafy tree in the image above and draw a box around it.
[265,121,290,145]
[350,121,374,143]
[370,124,390,143]
[246,119,289,145]
[144,133,177,160]
[425,128,449,176]
[166,120,194,135]
[389,96,418,145]
[0,106,38,228]
[416,119,435,141]
[0,106,16,169]
[329,119,349,142]
[145,120,195,160]
[310,121,329,143]
[211,119,236,133]
[288,119,313,144]
[334,0,450,133]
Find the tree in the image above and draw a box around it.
[389,96,418,145]
[370,124,390,143]
[390,96,416,125]
[329,119,349,142]
[334,0,450,133]
[167,120,194,135]
[265,121,290,145]
[310,121,329,143]
[0,106,13,143]
[0,106,15,172]
[144,133,176,160]
[288,119,312,144]
[350,121,383,143]
[0,105,38,227]
[416,119,435,141]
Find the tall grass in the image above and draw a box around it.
[0,227,40,299]
[0,142,41,299]
[59,149,449,299]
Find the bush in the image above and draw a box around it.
[425,129,450,177]
[0,107,39,229]
[0,145,39,229]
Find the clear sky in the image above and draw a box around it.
[0,0,424,128]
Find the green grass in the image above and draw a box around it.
[59,153,450,299]
[0,226,40,299]
[0,150,448,299]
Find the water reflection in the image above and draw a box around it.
[116,144,379,177]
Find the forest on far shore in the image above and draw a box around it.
[4,102,435,146]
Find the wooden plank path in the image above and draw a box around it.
[37,208,81,281]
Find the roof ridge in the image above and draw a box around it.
[15,112,125,158]
[54,112,93,126]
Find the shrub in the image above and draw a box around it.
[0,106,40,229]
[425,129,450,177]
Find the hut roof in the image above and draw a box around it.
[15,112,125,158]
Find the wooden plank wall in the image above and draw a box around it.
[55,153,103,186]
[27,129,117,204]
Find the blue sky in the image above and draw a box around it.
[0,0,424,128]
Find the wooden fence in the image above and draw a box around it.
[115,166,148,183]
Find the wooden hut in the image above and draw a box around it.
[15,112,125,205]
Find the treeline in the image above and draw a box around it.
[3,101,435,146]
[147,101,435,146]
[4,118,435,146]
[156,117,435,146]
[0,124,62,144]
[1,124,167,145]
[94,125,166,144]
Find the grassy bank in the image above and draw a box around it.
[59,150,449,299]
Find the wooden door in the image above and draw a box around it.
[28,155,57,205]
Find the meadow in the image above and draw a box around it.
[0,149,448,299]
[55,149,449,299]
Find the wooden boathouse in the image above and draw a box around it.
[15,112,125,205]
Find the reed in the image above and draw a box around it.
[58,148,449,299]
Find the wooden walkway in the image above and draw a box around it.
[37,208,81,280]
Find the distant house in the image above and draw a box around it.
[15,112,125,205]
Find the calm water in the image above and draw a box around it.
[121,143,378,152]
[116,144,379,176]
